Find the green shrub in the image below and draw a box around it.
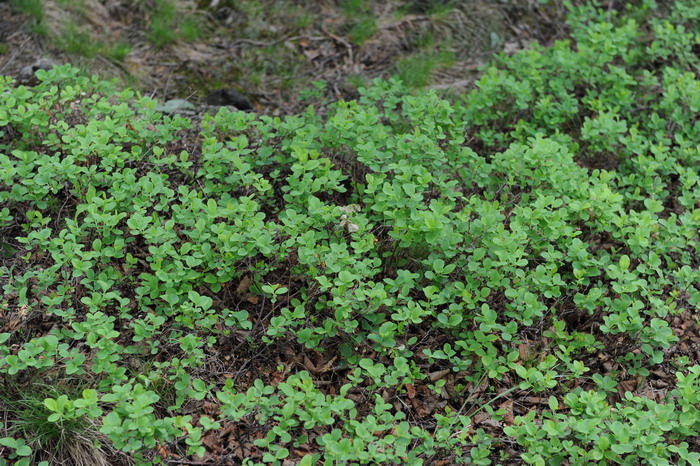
[1,1,699,463]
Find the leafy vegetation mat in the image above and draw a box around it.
[1,1,700,465]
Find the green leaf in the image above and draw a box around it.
[619,255,630,271]
[276,447,290,459]
[43,398,57,411]
[0,437,17,448]
[15,444,32,457]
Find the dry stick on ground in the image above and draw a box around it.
[385,14,429,30]
[0,37,30,74]
[229,35,325,48]
[162,62,186,99]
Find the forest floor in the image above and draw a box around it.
[7,2,694,465]
[0,0,573,115]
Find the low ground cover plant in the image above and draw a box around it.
[1,0,699,464]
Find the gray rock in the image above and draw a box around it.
[19,57,60,83]
[155,99,196,114]
[205,88,253,110]
[34,58,59,70]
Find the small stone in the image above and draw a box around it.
[205,88,253,110]
[18,66,33,81]
[34,58,59,70]
[19,57,61,83]
[155,99,196,114]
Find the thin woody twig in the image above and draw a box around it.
[0,38,30,74]
[230,35,324,48]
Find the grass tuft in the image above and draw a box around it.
[0,379,109,465]
[11,0,48,36]
[395,50,455,88]
[147,0,203,48]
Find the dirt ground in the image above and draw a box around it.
[0,0,576,114]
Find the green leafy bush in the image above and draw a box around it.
[1,1,699,464]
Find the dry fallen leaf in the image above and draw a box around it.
[202,430,222,454]
[303,49,321,60]
[303,355,316,372]
[618,377,641,395]
[474,411,502,429]
[428,369,451,382]
[499,399,515,426]
[518,343,532,361]
[406,383,416,399]
[202,402,219,416]
[236,275,251,295]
